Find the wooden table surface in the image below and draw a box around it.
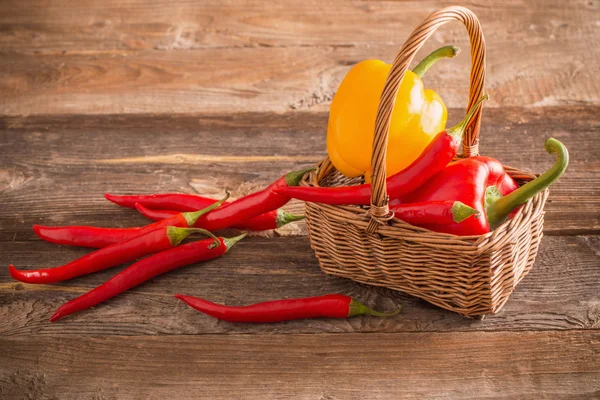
[1,1,599,399]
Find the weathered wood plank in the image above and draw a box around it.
[0,108,597,237]
[0,0,599,114]
[1,235,598,335]
[9,0,594,51]
[1,331,598,399]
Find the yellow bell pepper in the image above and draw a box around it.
[327,46,459,182]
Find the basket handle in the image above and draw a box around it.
[367,6,486,234]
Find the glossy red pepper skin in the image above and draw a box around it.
[388,138,568,236]
[35,168,312,248]
[10,226,209,284]
[50,235,242,322]
[33,211,193,249]
[277,129,459,205]
[105,193,216,210]
[390,201,479,226]
[389,158,513,235]
[176,294,401,323]
[107,193,278,231]
[134,203,279,231]
[472,156,520,194]
[190,172,304,232]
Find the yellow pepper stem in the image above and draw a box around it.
[412,46,461,78]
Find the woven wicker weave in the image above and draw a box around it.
[301,6,549,317]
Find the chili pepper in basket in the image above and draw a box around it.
[10,226,217,284]
[133,203,304,231]
[35,167,313,248]
[277,95,488,205]
[391,201,480,226]
[50,233,245,322]
[328,46,460,181]
[390,138,569,236]
[175,294,401,323]
[33,194,229,248]
[106,192,302,231]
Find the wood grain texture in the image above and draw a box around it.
[1,235,599,335]
[1,2,599,398]
[0,107,598,237]
[1,0,599,115]
[1,331,599,399]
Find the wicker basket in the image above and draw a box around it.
[300,6,549,317]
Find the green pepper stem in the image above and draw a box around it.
[348,299,402,318]
[222,232,247,251]
[412,45,460,78]
[284,166,317,187]
[276,210,305,228]
[487,138,569,228]
[182,192,230,226]
[447,94,489,140]
[451,201,480,223]
[166,226,220,247]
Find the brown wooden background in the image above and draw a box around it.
[1,1,599,399]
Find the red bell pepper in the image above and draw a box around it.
[390,138,569,236]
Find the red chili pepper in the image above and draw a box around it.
[275,96,488,205]
[10,227,217,284]
[50,233,245,322]
[106,192,232,211]
[391,201,479,226]
[134,203,304,231]
[106,192,302,231]
[190,167,313,231]
[390,138,568,235]
[35,167,313,248]
[33,194,228,248]
[175,294,401,323]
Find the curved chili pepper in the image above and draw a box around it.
[35,167,313,248]
[276,95,488,205]
[175,294,401,323]
[134,203,304,231]
[391,201,479,226]
[10,226,217,284]
[391,138,568,235]
[191,167,313,231]
[50,234,245,322]
[106,192,300,231]
[33,194,228,248]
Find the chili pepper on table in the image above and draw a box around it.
[33,194,229,248]
[328,46,459,181]
[277,95,488,205]
[10,226,217,284]
[106,192,302,231]
[175,294,401,323]
[35,167,313,248]
[133,203,304,231]
[50,233,245,322]
[390,138,569,236]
